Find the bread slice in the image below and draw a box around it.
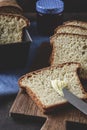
[64,20,87,29]
[0,13,29,44]
[50,33,87,79]
[55,25,87,35]
[18,63,87,113]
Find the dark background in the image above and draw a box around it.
[0,1,87,130]
[17,0,87,12]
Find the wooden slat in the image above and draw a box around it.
[41,109,87,130]
[10,89,87,130]
[10,89,46,118]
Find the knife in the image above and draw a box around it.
[51,79,87,115]
[63,88,87,115]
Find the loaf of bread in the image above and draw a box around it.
[64,20,87,29]
[0,6,22,14]
[18,63,87,112]
[0,0,23,14]
[50,33,87,80]
[55,25,87,35]
[0,13,29,44]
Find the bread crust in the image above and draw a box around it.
[50,32,87,41]
[63,20,87,29]
[64,20,87,25]
[54,24,87,34]
[18,63,87,113]
[0,1,22,11]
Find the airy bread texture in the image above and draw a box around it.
[0,13,29,44]
[50,33,87,79]
[55,25,87,35]
[64,20,87,29]
[18,63,87,112]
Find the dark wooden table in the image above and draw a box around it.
[0,95,45,130]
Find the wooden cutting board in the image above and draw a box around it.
[10,88,87,130]
[10,43,87,130]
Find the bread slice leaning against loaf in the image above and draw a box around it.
[55,25,87,35]
[18,63,87,113]
[64,20,87,29]
[50,33,87,80]
[0,13,29,44]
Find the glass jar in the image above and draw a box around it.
[36,0,64,36]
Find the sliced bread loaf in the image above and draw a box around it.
[55,25,87,35]
[0,13,29,44]
[18,63,87,112]
[64,20,87,29]
[50,33,87,79]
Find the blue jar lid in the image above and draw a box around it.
[36,0,64,14]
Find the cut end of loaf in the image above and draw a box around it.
[0,13,29,44]
[50,33,87,79]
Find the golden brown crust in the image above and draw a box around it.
[63,20,78,25]
[63,20,87,30]
[0,0,22,11]
[50,32,87,41]
[24,85,47,110]
[18,62,80,80]
[63,20,87,25]
[54,24,87,34]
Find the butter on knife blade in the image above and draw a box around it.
[51,79,68,96]
[51,78,87,115]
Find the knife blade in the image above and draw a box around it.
[63,88,87,115]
